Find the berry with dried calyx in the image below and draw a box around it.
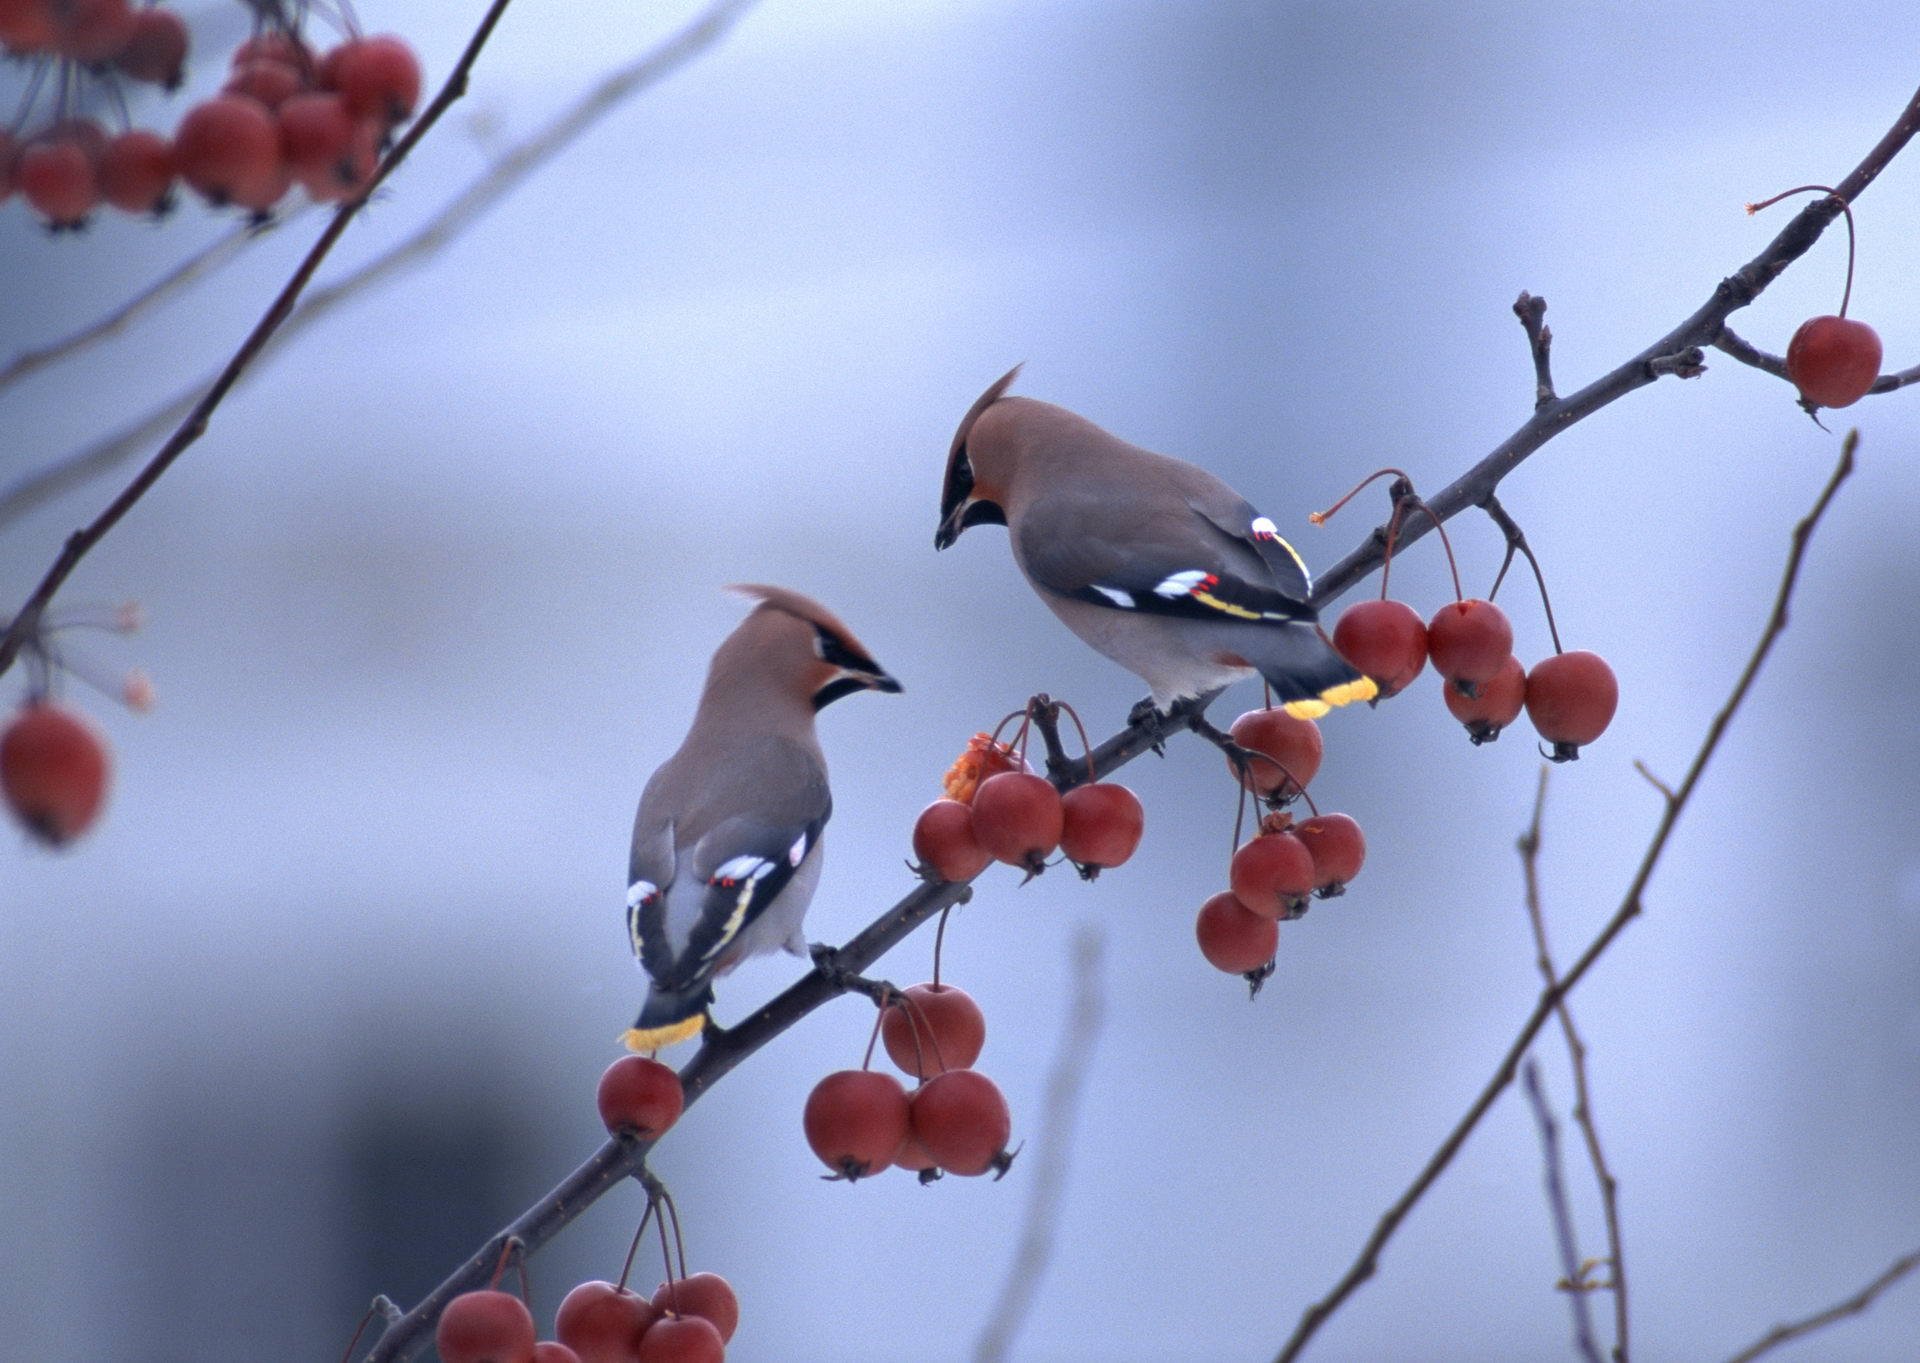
[16,138,99,229]
[1293,813,1366,895]
[1228,820,1316,920]
[650,1273,739,1345]
[2,701,110,846]
[1442,653,1526,743]
[98,130,175,216]
[910,798,991,883]
[175,95,284,209]
[1786,315,1881,409]
[880,983,985,1078]
[596,1055,684,1139]
[1525,650,1618,760]
[326,33,423,123]
[113,6,188,87]
[969,771,1063,876]
[1194,890,1277,975]
[1059,781,1143,875]
[1226,707,1321,800]
[1332,598,1428,698]
[908,1068,1013,1177]
[1427,598,1514,695]
[803,1070,908,1181]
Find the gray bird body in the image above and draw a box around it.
[622,588,899,1050]
[937,372,1372,714]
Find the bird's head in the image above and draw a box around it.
[723,584,903,712]
[935,364,1024,550]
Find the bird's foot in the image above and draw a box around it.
[810,943,898,1005]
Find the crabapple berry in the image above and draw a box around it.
[436,1290,537,1363]
[2,702,110,846]
[1524,650,1618,759]
[556,1281,656,1363]
[1785,315,1882,409]
[1194,891,1278,975]
[1293,813,1366,894]
[1442,653,1526,744]
[175,95,283,208]
[327,34,423,122]
[534,1344,583,1363]
[909,1068,1013,1177]
[112,6,187,87]
[223,58,305,110]
[910,798,992,883]
[15,139,98,229]
[97,130,175,215]
[1229,826,1316,920]
[1427,598,1514,694]
[1333,598,1429,697]
[880,983,985,1078]
[596,1055,683,1139]
[803,1070,908,1180]
[969,771,1064,874]
[1226,707,1322,799]
[635,1314,725,1363]
[650,1273,739,1345]
[1058,781,1143,873]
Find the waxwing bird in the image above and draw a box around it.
[622,586,901,1051]
[935,367,1375,717]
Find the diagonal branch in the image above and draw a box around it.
[1273,434,1856,1363]
[1721,1247,1920,1363]
[0,0,521,679]
[1520,1059,1603,1363]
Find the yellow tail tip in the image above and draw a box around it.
[622,1017,705,1052]
[1281,675,1378,720]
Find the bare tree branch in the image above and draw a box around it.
[1273,434,1857,1363]
[974,923,1109,1363]
[1520,1059,1602,1363]
[1722,1247,1920,1363]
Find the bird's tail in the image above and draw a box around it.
[1241,622,1377,718]
[622,982,713,1052]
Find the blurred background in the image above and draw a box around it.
[3,2,1919,1360]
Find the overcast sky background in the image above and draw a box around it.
[3,3,1919,1361]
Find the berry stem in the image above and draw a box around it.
[484,1237,517,1292]
[653,1192,679,1316]
[615,1198,659,1293]
[1054,699,1098,785]
[1309,467,1413,526]
[932,904,953,988]
[859,1000,888,1071]
[338,1300,380,1363]
[1483,494,1563,653]
[661,1186,691,1287]
[1746,184,1858,318]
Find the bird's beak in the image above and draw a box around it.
[868,670,904,694]
[935,496,1006,550]
[935,501,966,551]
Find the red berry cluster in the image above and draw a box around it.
[1194,707,1368,987]
[804,975,1014,1183]
[912,709,1145,883]
[0,3,421,229]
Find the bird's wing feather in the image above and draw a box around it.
[669,810,829,985]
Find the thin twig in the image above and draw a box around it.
[973,924,1109,1363]
[1519,767,1628,1362]
[1713,324,1920,395]
[0,0,520,678]
[1721,1247,1920,1363]
[1514,291,1556,409]
[1520,1059,1603,1363]
[1274,436,1856,1363]
[1309,82,1918,607]
[0,0,766,534]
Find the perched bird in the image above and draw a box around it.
[935,367,1375,717]
[622,586,901,1051]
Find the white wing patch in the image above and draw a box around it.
[1153,570,1209,598]
[625,880,658,961]
[1093,585,1136,608]
[788,831,810,866]
[1250,515,1280,540]
[712,855,776,884]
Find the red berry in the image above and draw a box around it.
[98,129,175,215]
[534,1345,583,1363]
[0,130,15,201]
[880,983,985,1078]
[1332,598,1429,697]
[1525,650,1618,758]
[15,139,98,229]
[555,1280,656,1363]
[0,0,56,54]
[1226,707,1322,798]
[436,1290,537,1363]
[1442,653,1526,743]
[1293,813,1366,893]
[231,31,308,69]
[1427,599,1514,693]
[112,6,187,87]
[279,91,353,169]
[1786,315,1882,409]
[802,1070,908,1181]
[1058,781,1143,873]
[2,702,110,845]
[892,1129,940,1176]
[969,771,1064,874]
[1228,827,1316,920]
[328,34,423,123]
[908,1068,1013,1177]
[596,1055,683,1139]
[649,1273,739,1345]
[910,798,991,883]
[50,0,134,64]
[1194,890,1278,974]
[635,1314,725,1363]
[175,95,284,209]
[224,58,306,110]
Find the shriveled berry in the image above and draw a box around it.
[1195,890,1277,975]
[803,1070,908,1181]
[1333,598,1428,697]
[650,1273,739,1345]
[941,731,1027,804]
[1228,827,1315,920]
[1427,598,1514,694]
[880,982,985,1078]
[1293,813,1366,894]
[970,771,1064,875]
[2,702,110,845]
[1442,653,1525,743]
[555,1280,656,1363]
[1525,650,1618,759]
[1786,315,1882,409]
[910,798,991,882]
[1058,781,1143,873]
[909,1068,1013,1177]
[596,1055,683,1139]
[1226,707,1322,799]
[436,1290,536,1363]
